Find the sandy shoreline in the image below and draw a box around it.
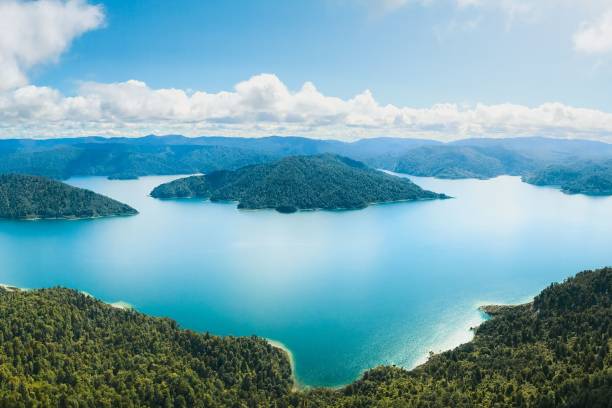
[266,339,301,390]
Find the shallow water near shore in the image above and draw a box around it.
[0,174,610,387]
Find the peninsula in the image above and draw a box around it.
[523,160,612,196]
[0,174,138,219]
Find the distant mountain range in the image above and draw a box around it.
[2,135,612,194]
[151,154,447,212]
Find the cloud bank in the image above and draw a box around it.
[2,74,612,142]
[1,0,611,141]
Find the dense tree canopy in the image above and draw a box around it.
[0,174,137,219]
[523,160,612,196]
[393,145,535,179]
[292,267,612,407]
[150,154,448,212]
[0,287,292,407]
[0,268,609,407]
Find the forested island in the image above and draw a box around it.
[0,174,137,219]
[150,154,448,212]
[523,160,612,196]
[0,267,609,406]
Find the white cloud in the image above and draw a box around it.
[372,0,612,51]
[1,74,612,142]
[574,9,612,54]
[0,0,610,140]
[0,0,104,91]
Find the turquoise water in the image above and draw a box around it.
[1,175,611,387]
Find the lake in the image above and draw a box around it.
[0,174,610,387]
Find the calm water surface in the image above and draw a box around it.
[0,175,610,387]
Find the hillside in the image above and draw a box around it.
[523,160,612,196]
[393,145,536,179]
[0,268,609,406]
[0,287,292,407]
[0,140,273,179]
[0,174,137,219]
[3,135,612,181]
[150,155,448,212]
[295,267,612,407]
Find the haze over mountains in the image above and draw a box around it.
[2,135,612,195]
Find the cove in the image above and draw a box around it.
[0,174,610,387]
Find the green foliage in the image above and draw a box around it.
[0,268,609,406]
[150,175,210,199]
[0,140,273,179]
[2,136,612,182]
[523,160,612,196]
[0,174,137,219]
[290,268,612,407]
[0,288,293,407]
[394,145,536,179]
[151,155,448,211]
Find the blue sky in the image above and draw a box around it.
[1,0,612,140]
[36,0,611,109]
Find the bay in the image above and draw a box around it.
[0,174,610,387]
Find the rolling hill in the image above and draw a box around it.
[151,154,448,212]
[0,174,137,219]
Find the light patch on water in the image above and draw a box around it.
[0,283,24,292]
[109,301,134,310]
[410,308,485,368]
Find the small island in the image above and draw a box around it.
[151,154,448,212]
[0,174,138,219]
[522,160,612,196]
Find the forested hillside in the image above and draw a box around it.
[523,160,612,196]
[0,268,609,407]
[393,145,535,179]
[0,288,292,407]
[0,174,137,219]
[151,155,447,212]
[2,135,612,181]
[0,140,273,179]
[295,267,612,407]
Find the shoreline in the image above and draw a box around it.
[0,282,543,391]
[266,339,301,391]
[0,285,134,311]
[1,211,138,222]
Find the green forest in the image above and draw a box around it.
[0,268,609,407]
[0,174,137,219]
[151,154,447,212]
[523,160,612,196]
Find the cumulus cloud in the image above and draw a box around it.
[0,0,104,91]
[0,0,610,140]
[1,74,612,141]
[574,9,612,54]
